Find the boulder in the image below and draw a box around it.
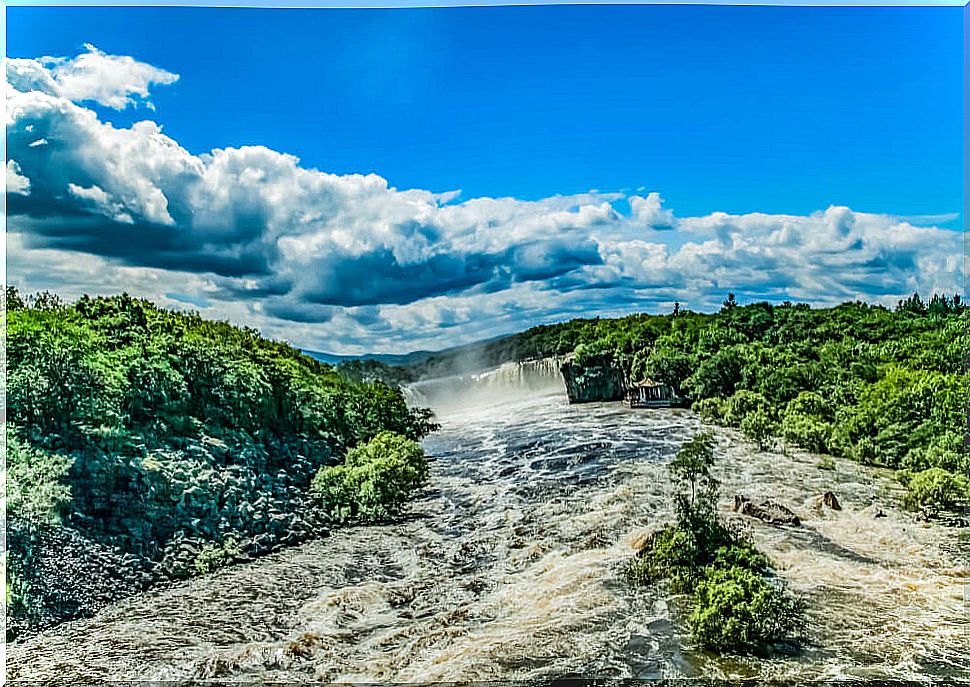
[812,491,842,511]
[733,495,801,526]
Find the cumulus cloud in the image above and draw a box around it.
[6,43,179,110]
[6,160,30,195]
[5,46,964,354]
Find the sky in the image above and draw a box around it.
[5,5,966,354]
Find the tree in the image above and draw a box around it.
[670,432,719,536]
[741,408,777,451]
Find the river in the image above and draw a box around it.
[8,361,970,683]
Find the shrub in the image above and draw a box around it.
[897,467,968,513]
[901,432,967,474]
[629,432,803,655]
[741,408,777,451]
[689,565,804,653]
[712,540,769,574]
[692,397,727,422]
[784,391,832,421]
[6,428,73,525]
[780,412,832,454]
[194,537,243,575]
[312,431,429,524]
[627,525,698,589]
[723,390,772,428]
[853,436,883,466]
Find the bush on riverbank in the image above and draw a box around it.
[195,538,244,575]
[628,433,803,654]
[312,431,429,524]
[897,467,969,513]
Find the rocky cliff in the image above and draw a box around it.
[559,355,627,403]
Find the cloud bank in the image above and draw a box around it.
[6,46,964,354]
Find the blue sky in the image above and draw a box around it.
[6,5,965,354]
[9,5,963,221]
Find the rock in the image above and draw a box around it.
[559,356,627,404]
[812,491,842,511]
[733,495,801,526]
[630,528,658,554]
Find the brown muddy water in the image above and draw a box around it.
[8,362,970,683]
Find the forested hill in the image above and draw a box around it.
[5,289,436,637]
[406,294,969,514]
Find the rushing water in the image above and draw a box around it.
[9,362,970,683]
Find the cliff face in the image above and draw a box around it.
[559,356,627,403]
[9,437,335,641]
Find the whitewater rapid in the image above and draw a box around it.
[8,364,970,683]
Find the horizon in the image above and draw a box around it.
[6,5,965,355]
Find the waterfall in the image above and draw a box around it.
[405,357,567,411]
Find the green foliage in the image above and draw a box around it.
[312,431,429,524]
[785,391,832,420]
[6,428,73,525]
[685,347,744,399]
[897,468,969,513]
[900,431,967,474]
[712,540,769,573]
[690,565,804,653]
[692,397,727,422]
[780,414,832,454]
[7,292,437,454]
[853,436,883,466]
[740,409,778,451]
[194,538,243,575]
[723,390,772,428]
[628,433,803,655]
[627,525,697,589]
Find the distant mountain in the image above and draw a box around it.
[303,349,438,367]
[303,332,515,372]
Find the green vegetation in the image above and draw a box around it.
[311,431,430,523]
[194,538,244,575]
[335,359,415,388]
[5,289,438,635]
[628,433,803,654]
[898,468,969,514]
[439,293,967,515]
[6,429,74,526]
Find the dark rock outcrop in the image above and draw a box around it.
[733,495,801,526]
[559,355,626,403]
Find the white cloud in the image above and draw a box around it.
[5,45,964,354]
[7,44,179,110]
[6,160,30,195]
